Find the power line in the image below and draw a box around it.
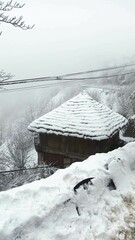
[0,64,135,94]
[0,70,135,93]
[1,62,135,86]
[0,77,57,86]
[0,84,122,94]
[60,63,135,77]
[60,70,135,81]
[0,165,55,174]
[0,80,75,93]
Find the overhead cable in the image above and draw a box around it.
[1,62,135,86]
[60,63,135,77]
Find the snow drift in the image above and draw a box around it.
[0,142,135,240]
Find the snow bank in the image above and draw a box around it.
[0,142,135,239]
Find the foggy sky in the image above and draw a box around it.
[0,0,135,80]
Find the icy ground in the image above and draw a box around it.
[0,142,135,240]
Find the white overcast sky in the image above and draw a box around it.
[1,0,135,79]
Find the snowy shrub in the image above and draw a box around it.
[0,165,57,191]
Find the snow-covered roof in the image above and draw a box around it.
[28,93,127,140]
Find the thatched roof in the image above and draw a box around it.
[28,93,127,140]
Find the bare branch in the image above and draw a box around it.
[0,13,34,30]
[0,70,13,82]
[0,1,25,11]
[0,1,34,33]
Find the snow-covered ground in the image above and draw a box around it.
[0,142,135,239]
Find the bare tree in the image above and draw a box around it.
[0,0,34,35]
[117,87,135,118]
[2,118,33,169]
[0,118,4,145]
[0,70,13,85]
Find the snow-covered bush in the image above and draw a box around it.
[117,87,135,118]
